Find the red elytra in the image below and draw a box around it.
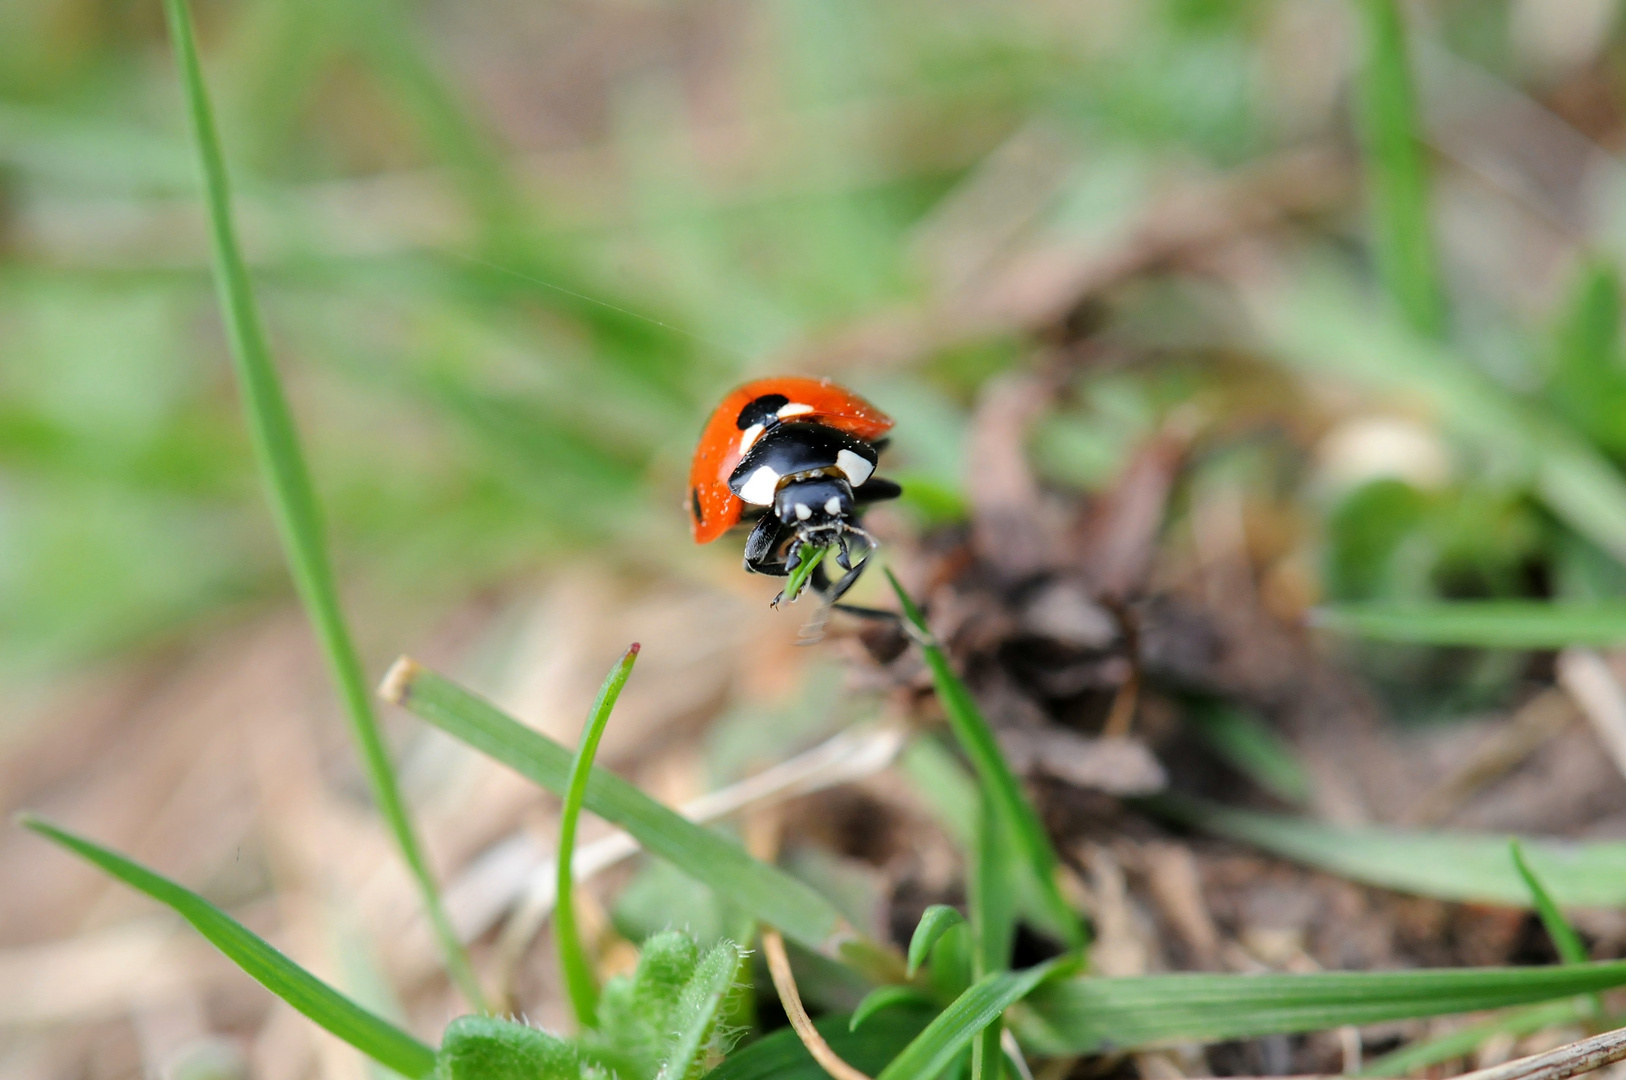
[687,376,893,543]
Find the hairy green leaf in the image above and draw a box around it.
[22,817,437,1079]
[436,1017,584,1080]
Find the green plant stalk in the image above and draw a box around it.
[158,0,482,1010]
[1356,0,1443,337]
[21,816,438,1079]
[885,569,1084,949]
[970,795,1015,1079]
[556,644,640,1029]
[1316,601,1626,648]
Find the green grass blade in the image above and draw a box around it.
[907,905,965,977]
[158,0,481,1010]
[779,544,832,607]
[1185,702,1311,805]
[380,659,853,956]
[1356,0,1443,337]
[1359,1001,1583,1077]
[20,816,437,1079]
[1020,961,1626,1054]
[1316,601,1626,647]
[1510,840,1590,965]
[875,959,1068,1080]
[885,570,1084,949]
[556,644,640,1029]
[851,986,934,1032]
[1150,795,1626,907]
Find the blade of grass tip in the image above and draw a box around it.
[1357,0,1443,337]
[20,816,438,1079]
[556,644,640,1030]
[884,569,1084,950]
[875,959,1068,1080]
[158,0,482,1010]
[907,906,965,977]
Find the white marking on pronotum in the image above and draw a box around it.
[739,465,781,506]
[795,503,812,520]
[834,449,873,487]
[778,402,814,419]
[824,496,842,515]
[738,423,765,456]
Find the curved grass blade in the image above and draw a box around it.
[1151,795,1626,907]
[556,644,640,1029]
[158,0,481,1009]
[851,986,934,1032]
[1019,960,1626,1055]
[884,570,1084,949]
[380,660,855,958]
[875,959,1068,1080]
[1316,601,1626,648]
[779,544,831,607]
[20,816,437,1079]
[907,905,965,977]
[1356,0,1442,337]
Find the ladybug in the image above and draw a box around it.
[688,376,901,604]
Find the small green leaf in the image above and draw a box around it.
[383,661,857,958]
[159,0,479,1007]
[21,816,437,1079]
[1021,960,1626,1054]
[1152,795,1626,907]
[1316,601,1626,648]
[907,905,965,977]
[556,644,640,1030]
[885,570,1084,949]
[1510,840,1589,965]
[779,544,831,606]
[876,959,1067,1080]
[850,986,933,1031]
[1547,261,1626,456]
[436,1016,584,1080]
[655,940,744,1080]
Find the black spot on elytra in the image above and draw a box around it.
[690,487,704,523]
[736,393,790,430]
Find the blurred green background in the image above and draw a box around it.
[5,0,1626,720]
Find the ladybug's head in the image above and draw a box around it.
[773,474,854,540]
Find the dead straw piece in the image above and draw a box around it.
[760,926,874,1080]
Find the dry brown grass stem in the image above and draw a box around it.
[760,926,874,1080]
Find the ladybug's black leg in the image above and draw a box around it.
[853,477,902,504]
[812,554,868,604]
[743,515,791,576]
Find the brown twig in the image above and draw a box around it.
[760,927,874,1080]
[1183,1022,1626,1080]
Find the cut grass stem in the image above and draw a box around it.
[159,0,482,1010]
[556,643,640,1030]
